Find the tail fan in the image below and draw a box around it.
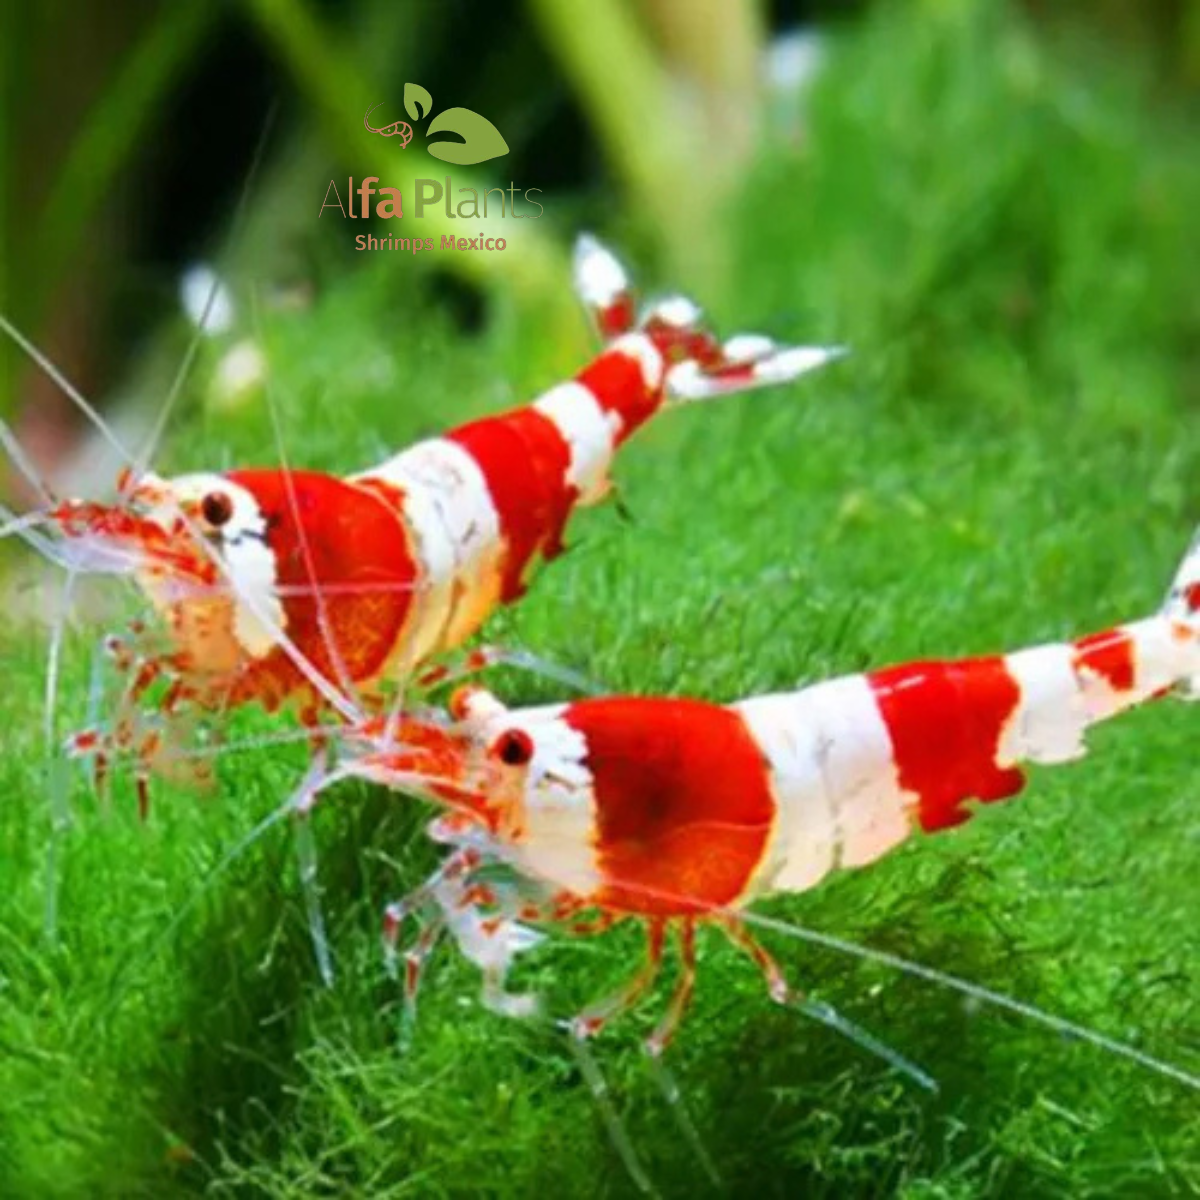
[1161,524,1200,700]
[649,312,846,405]
[1162,525,1200,619]
[572,233,845,403]
[573,234,638,340]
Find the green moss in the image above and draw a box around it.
[2,5,1198,1197]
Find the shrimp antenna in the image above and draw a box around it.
[250,287,362,711]
[0,169,367,744]
[129,101,279,486]
[0,314,136,469]
[105,752,469,1004]
[42,565,80,939]
[788,995,937,1092]
[565,870,1199,1092]
[2,402,82,940]
[592,869,1200,1092]
[101,797,298,1017]
[2,311,364,724]
[0,417,76,562]
[429,646,605,698]
[286,753,356,987]
[736,907,1200,1091]
[151,722,354,765]
[0,413,59,506]
[0,504,59,555]
[293,803,334,986]
[0,507,49,540]
[0,502,70,567]
[250,284,367,985]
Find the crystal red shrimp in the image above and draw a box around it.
[323,524,1200,1072]
[148,525,1200,1194]
[6,235,842,789]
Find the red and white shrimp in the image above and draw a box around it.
[314,522,1200,1084]
[3,236,842,793]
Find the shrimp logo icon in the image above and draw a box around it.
[364,82,509,166]
[363,103,413,148]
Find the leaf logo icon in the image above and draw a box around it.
[366,83,509,166]
[404,83,433,123]
[425,108,509,166]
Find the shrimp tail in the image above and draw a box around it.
[658,324,846,406]
[1160,524,1200,699]
[572,233,846,406]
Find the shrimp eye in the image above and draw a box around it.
[200,491,234,528]
[493,728,533,767]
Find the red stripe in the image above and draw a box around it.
[869,657,1025,833]
[708,362,756,385]
[224,469,418,701]
[1072,627,1136,691]
[564,698,775,915]
[597,296,636,339]
[576,348,660,441]
[447,409,576,603]
[642,318,723,369]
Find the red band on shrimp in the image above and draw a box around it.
[643,319,724,370]
[870,657,1025,832]
[227,469,419,686]
[597,296,636,340]
[577,348,659,440]
[565,698,775,915]
[1072,628,1137,692]
[448,409,576,602]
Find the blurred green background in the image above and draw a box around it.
[1,0,1199,1196]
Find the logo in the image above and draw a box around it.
[364,82,508,166]
[363,104,413,148]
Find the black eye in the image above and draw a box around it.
[200,491,234,528]
[493,729,533,766]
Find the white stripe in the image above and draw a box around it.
[753,345,846,384]
[734,694,834,894]
[645,295,701,328]
[736,674,912,894]
[573,234,628,311]
[473,705,602,897]
[722,334,776,362]
[803,676,912,869]
[533,382,618,505]
[145,472,284,660]
[608,332,663,393]
[1075,617,1197,721]
[1164,527,1200,614]
[998,644,1089,765]
[1002,621,1199,759]
[225,533,285,659]
[357,438,504,660]
[665,345,845,402]
[1118,616,1197,700]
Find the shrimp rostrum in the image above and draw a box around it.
[2,236,843,796]
[316,522,1200,1086]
